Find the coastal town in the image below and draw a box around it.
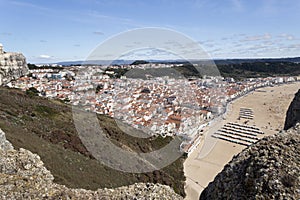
[7,63,300,152]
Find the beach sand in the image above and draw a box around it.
[184,82,300,200]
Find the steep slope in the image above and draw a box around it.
[0,87,186,196]
[200,126,300,200]
[0,128,183,199]
[284,89,300,130]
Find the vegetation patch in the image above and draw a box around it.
[35,105,58,117]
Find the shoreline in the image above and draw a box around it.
[183,82,300,200]
[184,81,299,156]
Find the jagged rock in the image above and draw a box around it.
[284,89,300,130]
[0,44,29,85]
[200,125,300,200]
[0,129,13,151]
[0,128,182,199]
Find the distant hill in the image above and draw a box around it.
[217,61,300,80]
[49,57,300,66]
[214,57,300,65]
[44,57,300,80]
[131,60,149,65]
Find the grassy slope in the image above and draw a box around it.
[217,62,300,80]
[0,87,186,196]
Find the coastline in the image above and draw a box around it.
[185,81,299,156]
[184,82,300,200]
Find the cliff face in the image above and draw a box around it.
[0,128,182,199]
[199,125,300,200]
[0,47,29,85]
[284,89,300,130]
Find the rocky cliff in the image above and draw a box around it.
[0,44,29,85]
[0,128,182,199]
[284,89,300,130]
[199,125,300,200]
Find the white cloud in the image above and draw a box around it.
[119,48,180,60]
[287,36,295,40]
[240,33,272,42]
[278,33,296,41]
[38,55,52,59]
[286,44,300,49]
[10,1,52,12]
[1,32,12,36]
[93,31,104,35]
[88,11,135,25]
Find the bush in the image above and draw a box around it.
[26,87,39,97]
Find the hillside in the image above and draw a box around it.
[126,61,300,80]
[0,87,186,196]
[217,62,300,80]
[0,128,182,199]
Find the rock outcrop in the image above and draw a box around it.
[0,44,29,85]
[199,125,300,200]
[0,128,182,199]
[284,89,300,130]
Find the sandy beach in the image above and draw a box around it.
[184,82,300,200]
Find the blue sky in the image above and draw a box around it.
[0,0,300,63]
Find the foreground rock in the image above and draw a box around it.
[0,44,28,85]
[0,129,182,200]
[200,125,300,200]
[284,89,300,130]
